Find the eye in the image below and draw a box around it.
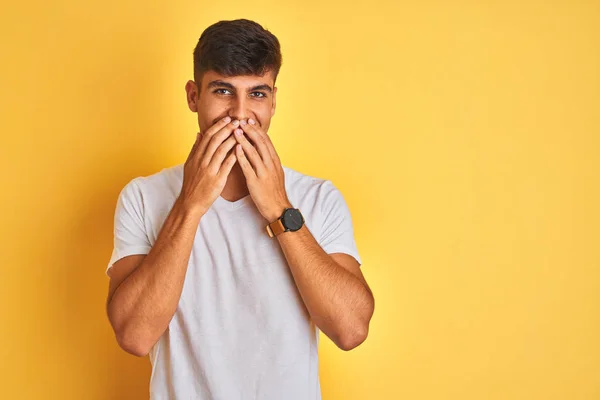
[250,92,267,98]
[213,89,232,95]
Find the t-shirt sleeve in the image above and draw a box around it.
[317,180,362,266]
[106,178,152,275]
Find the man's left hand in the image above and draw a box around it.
[234,119,292,222]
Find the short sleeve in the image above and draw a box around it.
[317,180,362,266]
[106,178,152,275]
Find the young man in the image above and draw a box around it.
[106,19,374,399]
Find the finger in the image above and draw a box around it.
[234,127,266,176]
[218,152,238,178]
[197,116,235,160]
[235,143,257,180]
[241,120,278,166]
[248,118,281,165]
[200,119,240,167]
[250,119,281,165]
[197,116,235,161]
[208,136,237,172]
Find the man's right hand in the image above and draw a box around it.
[179,116,240,214]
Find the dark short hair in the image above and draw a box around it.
[193,19,282,87]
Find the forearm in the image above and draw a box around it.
[276,224,374,350]
[108,197,205,354]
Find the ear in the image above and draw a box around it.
[271,86,277,117]
[185,80,198,112]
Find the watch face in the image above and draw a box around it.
[282,208,304,231]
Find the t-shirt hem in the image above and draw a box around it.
[106,246,152,275]
[322,245,362,266]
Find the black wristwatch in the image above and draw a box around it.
[266,208,305,237]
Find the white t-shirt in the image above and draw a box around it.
[107,163,362,400]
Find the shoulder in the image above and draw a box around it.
[282,165,342,207]
[116,164,183,212]
[284,165,326,194]
[123,163,183,195]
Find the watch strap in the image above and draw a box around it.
[266,218,286,238]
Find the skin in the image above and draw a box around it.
[184,69,278,203]
[185,70,375,350]
[106,69,374,357]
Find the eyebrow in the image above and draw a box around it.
[207,80,273,94]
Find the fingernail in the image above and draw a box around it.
[240,119,247,126]
[235,129,243,136]
[248,118,255,125]
[224,116,231,123]
[232,120,239,126]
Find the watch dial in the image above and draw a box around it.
[283,209,304,231]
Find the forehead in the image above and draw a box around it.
[201,70,275,89]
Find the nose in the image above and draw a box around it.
[228,95,248,122]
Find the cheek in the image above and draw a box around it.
[197,116,209,134]
[196,109,217,133]
[255,111,272,130]
[196,98,220,127]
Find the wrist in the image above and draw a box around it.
[175,195,207,219]
[265,201,293,223]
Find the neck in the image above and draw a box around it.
[220,162,249,202]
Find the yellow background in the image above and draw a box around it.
[1,0,598,399]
